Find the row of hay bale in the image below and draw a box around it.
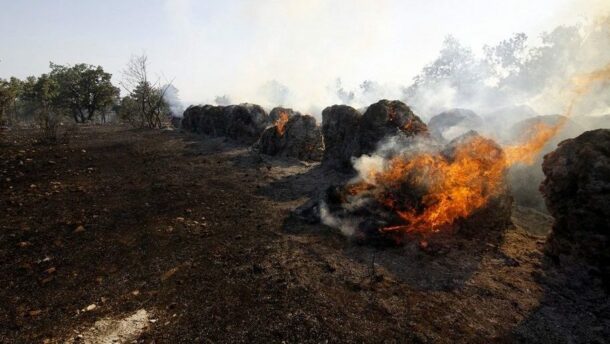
[182,104,323,161]
[181,100,610,281]
[182,104,269,144]
[181,100,429,165]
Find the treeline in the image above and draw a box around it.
[0,55,176,134]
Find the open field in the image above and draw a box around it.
[0,125,607,343]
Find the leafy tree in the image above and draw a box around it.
[49,63,119,123]
[412,36,482,91]
[0,77,24,125]
[20,74,62,140]
[483,33,528,81]
[403,36,487,115]
[0,80,14,125]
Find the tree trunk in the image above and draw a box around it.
[77,109,86,123]
[87,107,96,122]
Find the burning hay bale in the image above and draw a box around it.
[182,103,269,144]
[298,130,513,246]
[255,108,324,161]
[428,108,483,141]
[321,100,427,170]
[541,129,610,281]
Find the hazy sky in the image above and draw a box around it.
[0,0,607,109]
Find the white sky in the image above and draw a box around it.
[0,0,607,109]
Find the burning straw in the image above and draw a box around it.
[329,64,610,237]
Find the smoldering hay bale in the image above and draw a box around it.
[321,105,362,169]
[427,108,483,141]
[181,103,269,144]
[224,104,269,143]
[321,100,428,170]
[182,105,225,135]
[541,129,610,282]
[357,100,428,155]
[255,109,324,161]
[268,106,296,123]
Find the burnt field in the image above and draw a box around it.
[0,125,608,343]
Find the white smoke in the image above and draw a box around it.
[214,95,232,106]
[319,201,356,237]
[406,18,610,127]
[161,0,610,124]
[162,84,186,117]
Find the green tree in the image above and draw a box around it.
[20,74,63,140]
[0,80,13,125]
[0,77,24,125]
[50,63,119,123]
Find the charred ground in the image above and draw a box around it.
[0,125,608,343]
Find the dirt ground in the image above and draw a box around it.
[0,125,608,343]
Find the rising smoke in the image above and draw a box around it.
[404,18,610,124]
[162,84,185,117]
[209,14,610,129]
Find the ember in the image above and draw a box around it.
[275,111,290,136]
[255,108,324,161]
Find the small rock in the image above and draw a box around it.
[73,225,85,233]
[85,304,96,311]
[161,266,180,282]
[17,241,31,248]
[40,276,54,285]
[29,309,42,317]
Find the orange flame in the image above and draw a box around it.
[348,135,506,232]
[275,111,290,136]
[346,64,610,234]
[504,119,566,165]
[505,63,610,165]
